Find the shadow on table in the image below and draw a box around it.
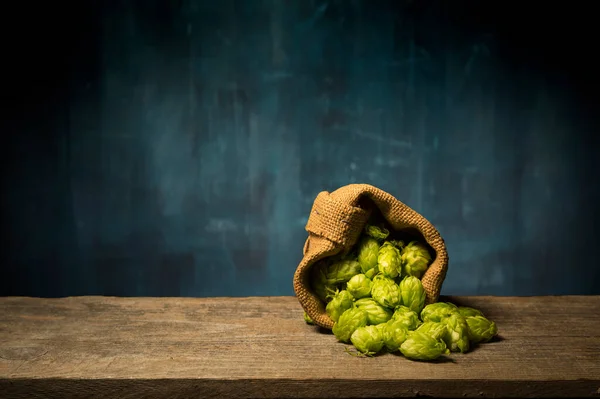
[389,351,457,363]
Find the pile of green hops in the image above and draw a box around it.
[303,224,498,360]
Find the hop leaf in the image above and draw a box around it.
[365,225,390,241]
[466,315,498,344]
[371,275,401,308]
[458,306,485,318]
[382,319,409,352]
[401,241,432,278]
[303,311,315,325]
[357,237,380,276]
[399,276,426,314]
[332,307,368,343]
[354,298,393,325]
[416,321,447,340]
[351,325,385,355]
[421,302,459,322]
[326,290,355,323]
[346,274,372,299]
[441,313,470,353]
[391,306,422,330]
[378,242,402,278]
[400,331,449,361]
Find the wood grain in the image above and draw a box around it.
[1,295,599,398]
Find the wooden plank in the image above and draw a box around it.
[1,295,599,398]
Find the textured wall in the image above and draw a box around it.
[2,0,599,297]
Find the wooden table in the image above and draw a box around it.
[1,295,599,398]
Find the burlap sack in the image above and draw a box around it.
[293,184,449,329]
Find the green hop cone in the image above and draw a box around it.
[303,311,315,325]
[416,321,447,340]
[314,280,339,304]
[399,276,426,314]
[323,259,361,285]
[365,266,379,279]
[309,262,327,301]
[351,325,385,355]
[391,306,422,330]
[374,322,388,335]
[354,298,393,325]
[309,261,337,303]
[421,302,459,322]
[378,242,402,278]
[441,313,470,353]
[401,241,432,278]
[400,331,449,361]
[392,305,415,318]
[383,319,409,352]
[365,225,390,241]
[326,290,355,323]
[458,306,485,318]
[332,307,368,343]
[357,237,380,276]
[388,239,405,251]
[466,315,498,344]
[371,275,401,308]
[346,274,372,299]
[312,279,333,303]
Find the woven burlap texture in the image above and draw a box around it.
[293,183,449,329]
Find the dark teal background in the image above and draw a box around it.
[3,1,599,297]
